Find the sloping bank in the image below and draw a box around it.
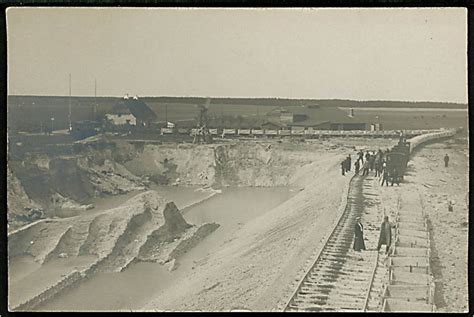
[143,152,353,311]
[123,141,326,187]
[10,191,219,311]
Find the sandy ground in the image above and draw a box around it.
[8,137,398,311]
[142,152,353,311]
[376,136,468,313]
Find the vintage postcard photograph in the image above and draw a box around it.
[6,7,468,312]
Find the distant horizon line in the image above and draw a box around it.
[7,94,468,105]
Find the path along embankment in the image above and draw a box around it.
[374,128,463,312]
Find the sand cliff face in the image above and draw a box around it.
[7,165,43,225]
[8,139,147,229]
[124,142,330,187]
[7,136,384,230]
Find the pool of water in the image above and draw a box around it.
[21,186,296,311]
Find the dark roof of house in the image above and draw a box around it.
[261,119,287,128]
[110,98,157,120]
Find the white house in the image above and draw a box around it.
[105,113,137,126]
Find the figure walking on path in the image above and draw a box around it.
[369,153,375,171]
[377,216,392,254]
[358,151,364,164]
[353,217,366,252]
[374,157,381,177]
[381,165,389,186]
[362,160,370,176]
[341,160,346,176]
[355,159,360,175]
[365,151,371,165]
[444,154,449,167]
[346,155,351,172]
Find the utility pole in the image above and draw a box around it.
[94,78,98,121]
[165,104,168,124]
[68,73,72,131]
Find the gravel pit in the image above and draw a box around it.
[31,187,295,311]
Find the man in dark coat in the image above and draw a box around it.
[374,157,381,177]
[346,155,351,172]
[362,160,370,176]
[355,159,360,175]
[341,160,346,176]
[353,217,366,252]
[377,216,392,253]
[358,151,364,163]
[444,154,449,167]
[369,153,375,171]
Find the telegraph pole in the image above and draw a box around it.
[68,73,72,131]
[94,78,97,120]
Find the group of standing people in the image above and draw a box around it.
[340,149,400,187]
[353,215,393,255]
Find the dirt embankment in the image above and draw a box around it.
[141,152,354,311]
[123,140,371,188]
[9,135,398,311]
[8,135,397,229]
[7,165,43,225]
[377,136,468,313]
[412,138,468,312]
[7,136,148,231]
[10,191,219,310]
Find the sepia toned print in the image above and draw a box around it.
[6,7,468,312]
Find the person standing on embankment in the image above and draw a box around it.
[353,217,366,252]
[377,216,392,254]
[444,153,450,167]
[361,159,370,176]
[346,155,351,172]
[355,159,360,175]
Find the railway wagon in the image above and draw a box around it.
[238,129,251,135]
[222,128,236,135]
[265,129,278,136]
[385,152,408,182]
[160,128,173,134]
[251,129,264,135]
[385,139,411,183]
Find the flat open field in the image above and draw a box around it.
[8,96,467,132]
[338,107,468,130]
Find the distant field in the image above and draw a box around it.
[338,108,468,130]
[7,95,468,132]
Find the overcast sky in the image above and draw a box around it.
[7,8,467,103]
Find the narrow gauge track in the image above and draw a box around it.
[284,175,380,312]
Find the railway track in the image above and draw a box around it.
[284,174,383,312]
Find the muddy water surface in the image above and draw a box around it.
[31,186,295,311]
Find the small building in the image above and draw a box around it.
[105,95,157,127]
[280,112,294,124]
[370,123,383,131]
[268,108,307,124]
